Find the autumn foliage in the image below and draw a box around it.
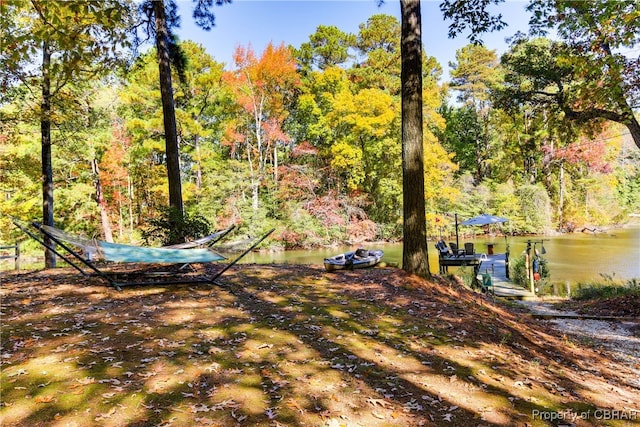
[1,11,637,249]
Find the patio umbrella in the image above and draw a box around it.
[460,214,509,226]
[458,214,509,256]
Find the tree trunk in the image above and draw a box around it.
[41,40,56,268]
[92,159,114,242]
[118,198,124,239]
[246,140,260,212]
[273,141,278,189]
[153,0,184,238]
[194,135,202,191]
[627,113,640,150]
[558,161,564,230]
[400,0,430,278]
[128,175,134,240]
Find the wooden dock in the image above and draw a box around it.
[437,251,536,299]
[438,254,481,274]
[477,253,537,300]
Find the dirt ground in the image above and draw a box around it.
[1,264,639,426]
[563,295,640,318]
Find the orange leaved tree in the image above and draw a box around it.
[223,43,300,211]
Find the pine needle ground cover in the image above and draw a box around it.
[1,265,638,426]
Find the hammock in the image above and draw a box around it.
[39,225,225,263]
[38,224,101,259]
[14,220,274,290]
[98,241,224,263]
[164,225,235,249]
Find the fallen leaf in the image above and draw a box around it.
[372,411,385,419]
[265,407,277,419]
[286,399,306,414]
[367,397,390,408]
[35,395,56,403]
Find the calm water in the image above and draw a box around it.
[242,227,640,285]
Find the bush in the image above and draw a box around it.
[510,253,550,289]
[456,266,478,289]
[142,207,211,246]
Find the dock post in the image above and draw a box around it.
[505,247,509,279]
[525,241,535,294]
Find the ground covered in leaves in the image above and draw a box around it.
[566,295,640,318]
[1,264,639,426]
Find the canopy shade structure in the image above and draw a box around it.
[460,214,509,226]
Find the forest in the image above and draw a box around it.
[1,0,639,253]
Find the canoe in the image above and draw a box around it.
[323,249,384,272]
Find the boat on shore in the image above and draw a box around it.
[324,248,384,272]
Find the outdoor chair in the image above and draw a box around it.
[435,239,452,257]
[448,242,465,257]
[464,242,475,256]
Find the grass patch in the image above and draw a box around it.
[573,277,640,300]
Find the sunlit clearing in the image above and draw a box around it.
[5,354,75,381]
[144,361,199,394]
[214,381,268,415]
[0,399,35,426]
[94,393,146,427]
[325,307,351,319]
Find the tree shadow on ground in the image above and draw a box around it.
[1,265,638,426]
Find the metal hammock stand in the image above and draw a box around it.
[14,219,273,290]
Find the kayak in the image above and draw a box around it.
[323,249,384,272]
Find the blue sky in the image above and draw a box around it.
[175,0,531,79]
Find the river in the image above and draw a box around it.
[241,227,640,286]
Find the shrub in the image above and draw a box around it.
[456,266,477,289]
[510,253,550,289]
[142,207,211,246]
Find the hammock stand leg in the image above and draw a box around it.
[207,224,236,247]
[177,225,236,271]
[210,228,275,283]
[30,222,122,290]
[12,219,89,277]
